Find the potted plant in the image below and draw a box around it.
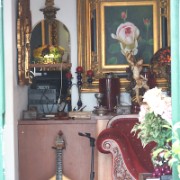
[152,122,180,179]
[131,87,173,179]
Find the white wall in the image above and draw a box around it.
[4,0,28,180]
[3,1,96,180]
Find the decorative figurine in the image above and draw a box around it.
[125,52,149,105]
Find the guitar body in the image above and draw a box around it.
[50,131,71,180]
[49,175,70,180]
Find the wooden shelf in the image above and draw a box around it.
[29,62,72,71]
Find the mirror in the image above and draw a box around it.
[30,19,71,72]
[17,0,71,85]
[77,0,170,92]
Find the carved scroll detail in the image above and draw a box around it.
[160,0,169,17]
[102,139,135,180]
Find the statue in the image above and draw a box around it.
[125,52,149,104]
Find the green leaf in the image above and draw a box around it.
[152,148,164,157]
[107,57,117,64]
[108,43,120,54]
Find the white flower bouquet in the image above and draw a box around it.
[132,87,172,147]
[131,87,172,177]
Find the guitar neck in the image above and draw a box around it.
[49,131,71,180]
[56,149,63,180]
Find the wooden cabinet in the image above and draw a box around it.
[18,119,97,180]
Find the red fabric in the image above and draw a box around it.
[96,118,155,179]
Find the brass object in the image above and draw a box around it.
[40,0,60,22]
[93,106,109,116]
[94,93,104,107]
[77,0,170,92]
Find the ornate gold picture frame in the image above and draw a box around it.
[77,0,170,92]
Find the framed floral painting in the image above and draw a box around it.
[99,0,160,72]
[77,0,169,92]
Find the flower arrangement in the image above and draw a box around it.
[131,87,172,177]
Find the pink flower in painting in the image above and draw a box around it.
[143,18,151,27]
[121,11,127,21]
[111,22,140,55]
[143,18,151,39]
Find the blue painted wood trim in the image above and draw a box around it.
[171,0,180,179]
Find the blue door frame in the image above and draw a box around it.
[171,0,180,179]
[0,0,5,179]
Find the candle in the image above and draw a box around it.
[76,66,83,73]
[87,70,94,84]
[86,70,94,77]
[66,72,72,88]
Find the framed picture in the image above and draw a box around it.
[99,0,160,72]
[77,0,170,92]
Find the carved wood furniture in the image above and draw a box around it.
[18,115,155,180]
[96,115,155,180]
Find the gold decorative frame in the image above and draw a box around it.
[17,0,32,85]
[77,0,170,92]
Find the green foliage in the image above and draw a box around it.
[131,112,172,148]
[150,122,180,176]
